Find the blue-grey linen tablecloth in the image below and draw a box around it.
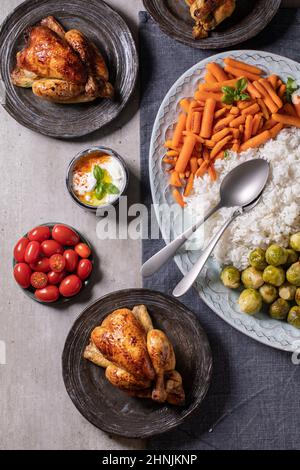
[140,9,300,450]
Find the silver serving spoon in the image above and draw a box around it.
[172,196,262,298]
[141,159,269,278]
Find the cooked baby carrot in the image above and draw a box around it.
[278,84,286,99]
[272,113,300,128]
[259,78,283,109]
[172,113,187,147]
[231,142,240,152]
[186,101,198,131]
[175,134,197,173]
[172,189,185,208]
[283,103,297,117]
[237,100,253,110]
[257,98,270,119]
[224,65,261,82]
[182,131,204,143]
[200,78,239,93]
[239,124,244,134]
[230,106,240,115]
[205,71,217,84]
[206,62,228,82]
[247,82,261,99]
[179,98,190,113]
[240,130,272,152]
[252,114,262,135]
[253,82,278,113]
[261,118,277,131]
[167,150,179,157]
[229,114,247,128]
[195,161,209,178]
[215,150,225,160]
[191,112,202,134]
[212,127,231,142]
[163,157,175,164]
[231,128,240,139]
[241,103,260,115]
[164,140,180,150]
[208,163,217,182]
[200,98,216,138]
[194,90,222,102]
[190,157,198,174]
[224,57,263,76]
[197,158,204,166]
[169,171,182,187]
[268,74,278,89]
[210,135,232,159]
[269,123,284,139]
[203,147,210,162]
[214,114,234,131]
[244,115,253,142]
[204,139,215,148]
[214,107,227,119]
[184,173,194,197]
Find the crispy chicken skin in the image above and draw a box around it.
[189,0,236,38]
[84,305,185,406]
[11,16,114,103]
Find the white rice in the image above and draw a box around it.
[185,128,300,270]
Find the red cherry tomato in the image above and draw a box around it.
[77,259,93,280]
[59,275,82,297]
[63,249,79,272]
[24,241,41,264]
[35,285,60,303]
[14,237,29,263]
[14,263,32,289]
[30,272,48,289]
[52,224,80,246]
[48,270,66,285]
[41,239,63,257]
[28,226,51,243]
[75,243,91,259]
[30,257,50,273]
[49,254,66,273]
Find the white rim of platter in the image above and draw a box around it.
[149,50,300,353]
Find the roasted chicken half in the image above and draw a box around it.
[11,16,114,104]
[187,0,236,39]
[84,306,185,406]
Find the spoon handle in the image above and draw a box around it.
[141,202,222,278]
[172,209,241,298]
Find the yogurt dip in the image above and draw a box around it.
[72,151,126,207]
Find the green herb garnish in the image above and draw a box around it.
[222,78,250,105]
[285,77,299,103]
[224,149,230,159]
[93,165,120,201]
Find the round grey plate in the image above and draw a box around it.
[143,0,281,49]
[0,0,138,138]
[62,289,212,438]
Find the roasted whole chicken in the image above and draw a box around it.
[84,305,185,406]
[11,16,114,104]
[185,0,236,39]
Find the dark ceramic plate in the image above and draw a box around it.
[143,0,281,49]
[0,0,138,138]
[62,289,212,438]
[13,223,94,305]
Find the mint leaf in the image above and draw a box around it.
[104,183,119,195]
[236,78,248,93]
[286,77,299,103]
[93,165,104,183]
[222,79,249,104]
[95,183,105,200]
[240,93,251,101]
[224,150,230,159]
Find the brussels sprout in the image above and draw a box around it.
[287,306,300,329]
[220,266,241,289]
[249,248,267,270]
[286,262,300,286]
[285,248,298,265]
[238,288,263,315]
[295,288,300,306]
[259,284,278,304]
[279,283,296,301]
[269,298,289,320]
[290,232,300,252]
[265,244,288,266]
[241,267,264,289]
[263,266,285,287]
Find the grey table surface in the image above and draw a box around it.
[0,0,298,451]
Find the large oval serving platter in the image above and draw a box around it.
[62,289,212,438]
[143,0,281,50]
[0,0,138,139]
[149,50,300,353]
